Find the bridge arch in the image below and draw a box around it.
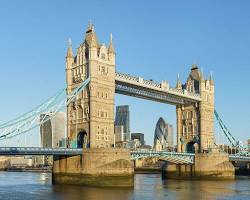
[77,130,88,148]
[186,141,196,153]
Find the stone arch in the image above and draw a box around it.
[77,130,88,148]
[186,141,196,153]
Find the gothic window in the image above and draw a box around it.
[182,112,186,120]
[99,65,108,75]
[183,126,187,134]
[101,53,105,60]
[78,106,83,119]
[101,66,106,73]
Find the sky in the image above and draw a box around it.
[0,0,250,146]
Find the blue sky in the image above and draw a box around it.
[0,0,249,146]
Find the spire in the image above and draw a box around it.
[108,33,115,54]
[176,74,182,89]
[209,71,214,85]
[87,22,94,32]
[191,63,198,70]
[85,22,99,47]
[66,38,74,58]
[200,67,205,81]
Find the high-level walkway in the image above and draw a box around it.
[115,72,201,105]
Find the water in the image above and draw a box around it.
[0,172,249,200]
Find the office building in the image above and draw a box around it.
[131,133,144,146]
[154,117,174,151]
[115,105,130,141]
[40,112,65,148]
[40,112,66,165]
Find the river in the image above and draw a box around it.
[0,172,249,200]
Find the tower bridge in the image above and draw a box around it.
[0,24,249,186]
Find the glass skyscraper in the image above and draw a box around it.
[115,105,130,141]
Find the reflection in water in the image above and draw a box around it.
[0,172,249,200]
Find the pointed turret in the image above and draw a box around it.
[66,38,74,58]
[209,71,214,85]
[108,33,115,64]
[108,33,115,54]
[85,23,99,48]
[66,39,74,92]
[176,74,182,89]
[200,68,205,82]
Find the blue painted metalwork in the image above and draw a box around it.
[0,77,90,140]
[131,150,195,164]
[0,147,249,163]
[229,154,250,162]
[0,147,83,156]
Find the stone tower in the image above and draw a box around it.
[176,64,215,153]
[66,24,116,148]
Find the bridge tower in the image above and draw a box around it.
[66,24,116,148]
[176,65,215,153]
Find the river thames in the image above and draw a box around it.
[0,172,249,200]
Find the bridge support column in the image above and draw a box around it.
[52,148,134,187]
[162,152,235,179]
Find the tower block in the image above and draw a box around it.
[66,24,116,148]
[176,65,215,153]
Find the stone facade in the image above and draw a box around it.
[162,152,235,179]
[176,65,215,153]
[66,24,115,148]
[52,148,134,187]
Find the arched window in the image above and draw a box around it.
[101,53,105,59]
[77,130,88,148]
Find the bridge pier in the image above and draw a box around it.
[162,152,235,179]
[52,148,134,187]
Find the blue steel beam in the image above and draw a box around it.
[0,147,83,156]
[0,147,249,163]
[131,150,195,164]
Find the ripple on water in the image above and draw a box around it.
[0,172,250,200]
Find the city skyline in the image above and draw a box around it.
[0,1,250,146]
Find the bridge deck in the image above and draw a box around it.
[0,148,249,162]
[0,147,83,156]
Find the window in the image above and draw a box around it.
[101,53,105,59]
[99,65,108,75]
[101,66,106,73]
